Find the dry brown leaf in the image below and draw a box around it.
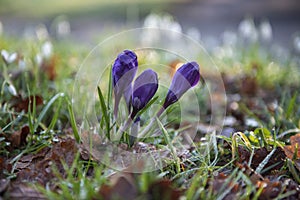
[99,175,138,200]
[147,179,182,200]
[236,162,264,184]
[208,173,239,200]
[283,133,300,171]
[284,133,300,159]
[41,55,58,81]
[10,137,78,187]
[257,180,282,200]
[10,95,43,112]
[7,183,46,200]
[241,76,257,96]
[0,157,6,178]
[8,125,30,148]
[238,146,285,174]
[0,179,10,194]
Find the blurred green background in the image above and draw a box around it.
[0,0,299,48]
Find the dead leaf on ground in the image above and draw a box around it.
[7,125,30,148]
[0,179,10,195]
[0,157,6,178]
[284,133,300,159]
[146,179,182,200]
[41,55,58,81]
[208,173,240,200]
[283,133,300,171]
[256,179,282,200]
[7,183,46,200]
[99,174,138,200]
[236,162,264,184]
[10,95,43,112]
[8,137,79,188]
[237,146,285,174]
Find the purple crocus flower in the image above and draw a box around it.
[131,69,158,119]
[162,61,200,111]
[112,50,138,118]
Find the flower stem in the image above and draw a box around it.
[113,96,120,120]
[113,116,132,142]
[138,107,165,138]
[156,107,165,117]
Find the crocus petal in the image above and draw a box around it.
[113,50,138,87]
[112,50,138,118]
[163,61,200,109]
[131,69,158,119]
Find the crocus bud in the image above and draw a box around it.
[131,69,158,119]
[112,50,138,118]
[163,61,200,109]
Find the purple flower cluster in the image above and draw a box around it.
[112,50,200,120]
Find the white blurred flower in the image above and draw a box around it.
[259,20,272,42]
[186,27,201,42]
[1,50,17,64]
[8,83,17,96]
[169,21,182,39]
[57,19,70,38]
[8,53,17,63]
[245,118,259,127]
[35,24,49,41]
[1,49,9,61]
[238,18,258,43]
[142,13,182,45]
[142,14,160,45]
[41,41,53,58]
[203,36,219,52]
[222,30,237,46]
[35,53,43,66]
[23,26,36,40]
[214,46,234,59]
[144,13,160,28]
[293,33,300,53]
[18,59,26,70]
[161,14,182,39]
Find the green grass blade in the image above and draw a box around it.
[286,92,298,119]
[287,158,300,184]
[46,95,63,134]
[0,113,23,134]
[34,93,65,131]
[67,101,80,143]
[31,93,37,133]
[255,147,276,174]
[156,117,181,173]
[97,86,110,140]
[26,86,34,135]
[210,131,219,166]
